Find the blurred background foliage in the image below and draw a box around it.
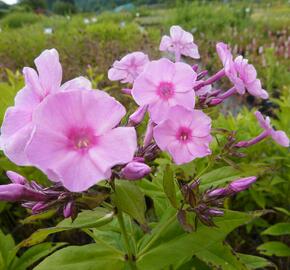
[0,0,289,269]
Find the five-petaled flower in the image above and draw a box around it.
[132,58,197,123]
[159,25,200,61]
[216,42,268,99]
[25,90,137,192]
[108,51,149,84]
[153,106,212,164]
[0,49,91,165]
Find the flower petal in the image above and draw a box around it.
[34,49,62,95]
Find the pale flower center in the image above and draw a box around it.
[68,127,96,151]
[176,127,192,143]
[157,82,174,100]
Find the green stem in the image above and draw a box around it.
[117,210,137,270]
[138,213,176,258]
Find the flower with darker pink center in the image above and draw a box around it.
[25,90,137,192]
[108,52,149,84]
[153,106,212,165]
[0,49,91,166]
[216,42,268,99]
[132,58,197,123]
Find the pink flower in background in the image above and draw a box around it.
[153,106,212,165]
[108,52,149,84]
[160,25,200,60]
[25,90,137,192]
[216,42,268,99]
[255,111,289,147]
[0,49,91,165]
[132,58,196,123]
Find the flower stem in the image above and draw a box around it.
[194,69,225,90]
[117,210,137,270]
[235,130,269,148]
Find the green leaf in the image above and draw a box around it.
[11,243,66,270]
[0,229,15,269]
[137,210,259,270]
[112,180,146,225]
[194,243,247,270]
[33,244,125,270]
[262,223,290,236]
[257,241,290,257]
[199,166,241,190]
[19,208,114,247]
[163,165,178,208]
[238,253,275,269]
[274,207,290,216]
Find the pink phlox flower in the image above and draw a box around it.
[216,42,268,99]
[25,90,137,192]
[132,58,197,123]
[153,105,212,165]
[159,25,200,59]
[255,111,289,147]
[0,49,91,165]
[108,52,149,84]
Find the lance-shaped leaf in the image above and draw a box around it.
[261,222,290,236]
[33,244,125,270]
[257,241,290,257]
[137,210,263,270]
[19,208,114,247]
[163,165,178,208]
[112,180,147,227]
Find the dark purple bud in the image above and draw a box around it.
[63,201,75,218]
[32,202,48,213]
[192,64,199,72]
[121,88,132,95]
[209,98,223,106]
[207,187,228,198]
[128,105,147,126]
[177,209,194,232]
[0,184,47,202]
[121,162,151,180]
[189,179,200,190]
[198,214,215,227]
[30,181,44,191]
[197,70,208,80]
[228,176,257,192]
[207,208,224,217]
[6,171,27,185]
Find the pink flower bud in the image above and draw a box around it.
[121,162,151,180]
[128,106,147,126]
[192,64,199,72]
[207,188,228,198]
[121,88,132,95]
[143,120,155,148]
[209,98,223,106]
[228,176,257,192]
[32,202,48,213]
[207,208,224,217]
[63,201,75,218]
[6,171,27,185]
[0,184,46,202]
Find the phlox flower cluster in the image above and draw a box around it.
[0,24,288,211]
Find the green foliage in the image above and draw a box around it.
[112,180,147,226]
[52,1,76,15]
[1,12,41,28]
[0,228,65,270]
